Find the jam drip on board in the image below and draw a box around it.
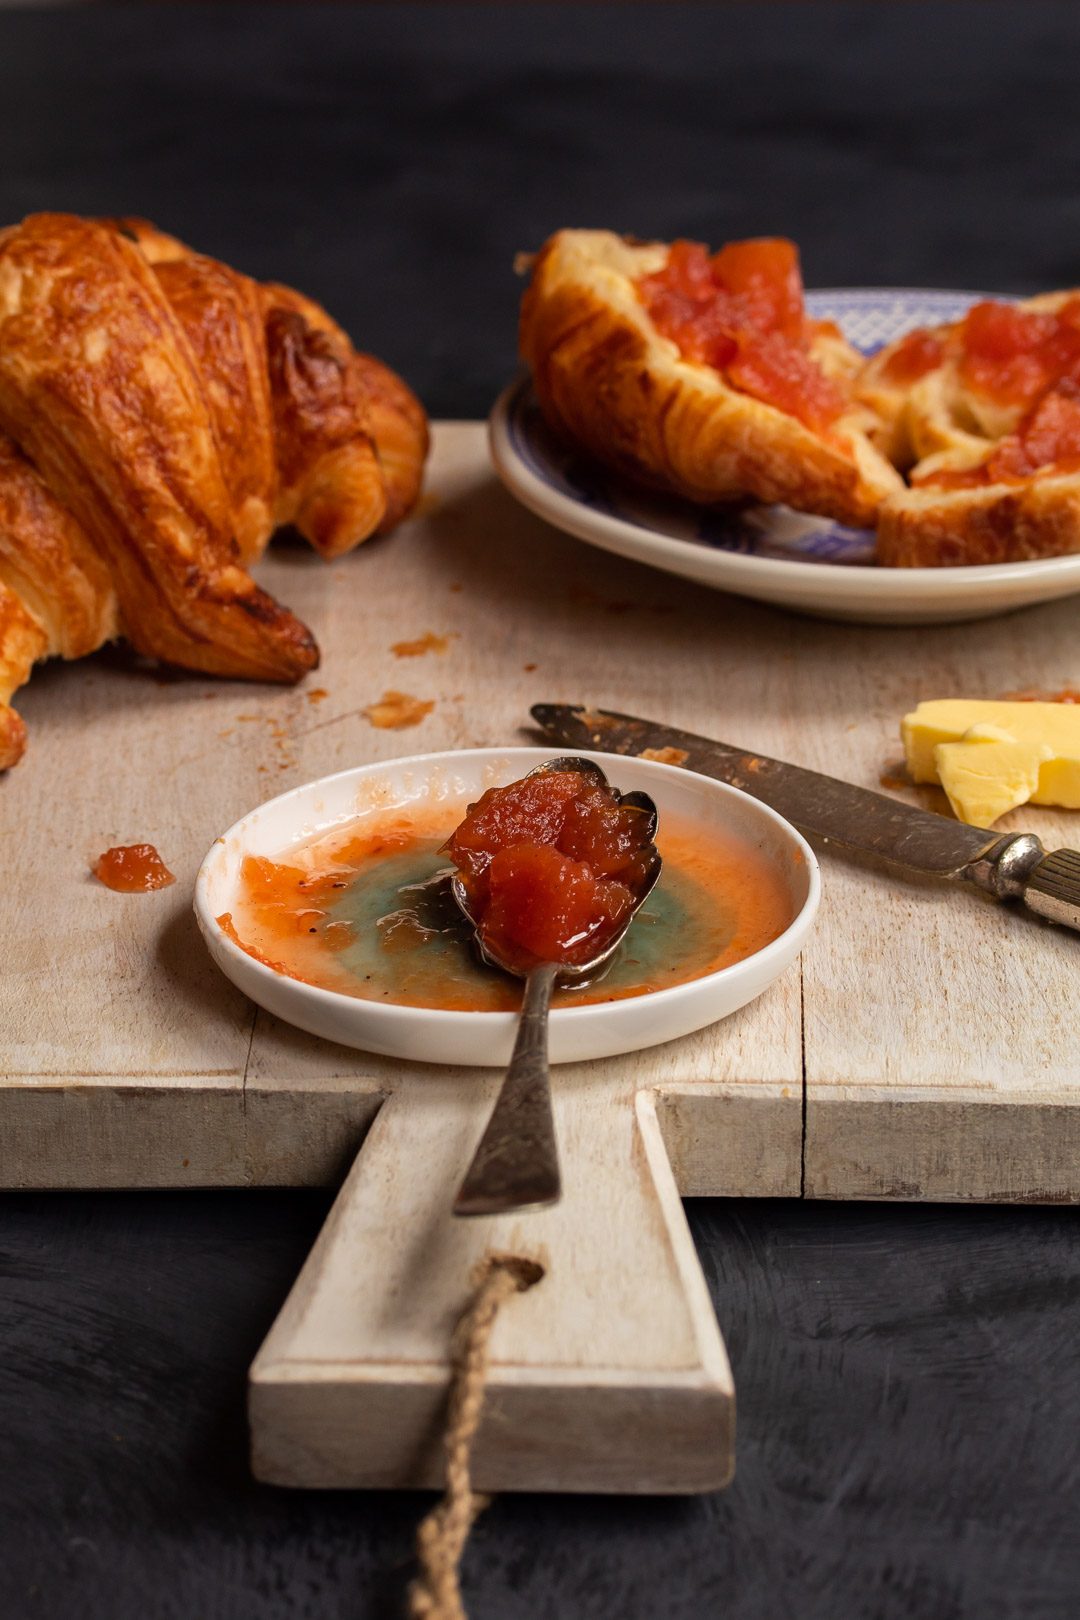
[93,843,175,892]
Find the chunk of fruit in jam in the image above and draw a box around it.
[711,237,805,342]
[444,769,654,970]
[955,298,1080,407]
[879,327,946,386]
[635,237,844,434]
[482,844,633,965]
[445,771,584,882]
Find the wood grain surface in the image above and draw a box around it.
[5,421,1079,1491]
[3,422,1078,1205]
[250,1069,735,1493]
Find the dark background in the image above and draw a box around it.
[2,5,1080,1617]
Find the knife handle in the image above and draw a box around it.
[1022,848,1080,933]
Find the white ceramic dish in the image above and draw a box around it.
[490,287,1080,627]
[194,748,819,1067]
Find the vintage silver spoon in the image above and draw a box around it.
[452,756,661,1217]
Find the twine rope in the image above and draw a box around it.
[407,1253,544,1620]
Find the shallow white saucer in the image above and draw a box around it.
[193,748,819,1067]
[489,288,1080,626]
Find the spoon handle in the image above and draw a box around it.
[453,961,562,1217]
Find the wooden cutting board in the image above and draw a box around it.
[4,421,1080,1491]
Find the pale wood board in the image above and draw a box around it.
[2,421,803,1194]
[249,1065,736,1494]
[4,420,1080,1490]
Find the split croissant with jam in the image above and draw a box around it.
[0,212,428,768]
[520,229,903,529]
[857,293,1080,565]
[520,230,1080,568]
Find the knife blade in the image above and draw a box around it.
[530,702,1080,933]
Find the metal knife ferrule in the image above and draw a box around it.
[961,833,1047,901]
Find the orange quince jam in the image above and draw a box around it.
[636,238,845,435]
[93,843,176,893]
[955,298,1080,408]
[878,327,947,386]
[444,768,656,972]
[919,382,1080,490]
[882,299,1080,414]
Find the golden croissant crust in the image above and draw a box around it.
[519,230,902,529]
[0,212,428,765]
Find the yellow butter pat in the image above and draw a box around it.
[902,699,1080,813]
[933,726,1053,828]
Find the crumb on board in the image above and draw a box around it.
[639,746,689,766]
[306,687,329,705]
[523,662,538,673]
[879,768,911,791]
[362,690,435,729]
[391,631,456,658]
[449,582,463,593]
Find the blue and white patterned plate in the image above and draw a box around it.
[489,288,1080,625]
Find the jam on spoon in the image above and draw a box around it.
[445,757,661,1216]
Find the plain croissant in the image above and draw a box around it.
[0,212,428,768]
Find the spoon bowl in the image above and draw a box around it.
[449,754,662,987]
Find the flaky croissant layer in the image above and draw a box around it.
[0,212,429,769]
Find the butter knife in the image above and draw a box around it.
[531,702,1080,933]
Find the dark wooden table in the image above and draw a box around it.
[2,6,1079,1617]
